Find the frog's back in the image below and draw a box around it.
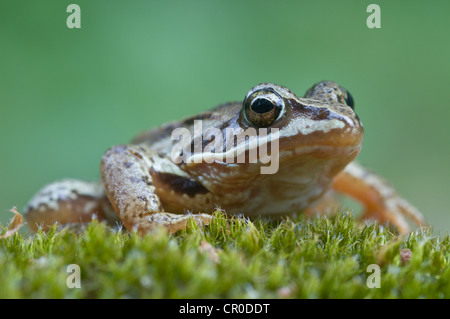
[131,102,242,154]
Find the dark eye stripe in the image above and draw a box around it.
[154,172,208,197]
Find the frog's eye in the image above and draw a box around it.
[344,90,355,110]
[243,89,284,127]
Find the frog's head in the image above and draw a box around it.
[184,81,363,179]
[234,81,364,174]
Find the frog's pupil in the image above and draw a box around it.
[251,98,274,114]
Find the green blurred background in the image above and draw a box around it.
[1,1,449,232]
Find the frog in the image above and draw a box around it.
[24,81,425,235]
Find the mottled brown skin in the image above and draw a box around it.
[24,179,118,232]
[24,81,425,234]
[25,195,115,232]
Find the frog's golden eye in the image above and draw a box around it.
[243,89,284,127]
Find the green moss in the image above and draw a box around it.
[0,211,448,298]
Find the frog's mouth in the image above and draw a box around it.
[278,125,364,155]
[274,101,364,160]
[187,123,362,166]
[188,132,361,179]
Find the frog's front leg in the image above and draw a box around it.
[332,161,425,234]
[100,144,212,234]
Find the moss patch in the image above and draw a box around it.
[0,211,448,298]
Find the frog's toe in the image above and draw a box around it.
[362,207,409,234]
[191,213,213,227]
[396,197,426,227]
[127,212,212,234]
[361,197,425,235]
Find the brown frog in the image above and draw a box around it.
[24,81,425,234]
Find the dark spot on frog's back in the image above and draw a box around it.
[136,195,147,202]
[155,172,209,197]
[124,162,133,168]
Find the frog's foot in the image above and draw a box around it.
[24,179,118,232]
[126,212,212,235]
[332,162,426,234]
[101,144,212,234]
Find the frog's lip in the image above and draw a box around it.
[273,125,364,161]
[280,142,362,159]
[185,112,363,164]
[190,132,363,165]
[279,125,364,148]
